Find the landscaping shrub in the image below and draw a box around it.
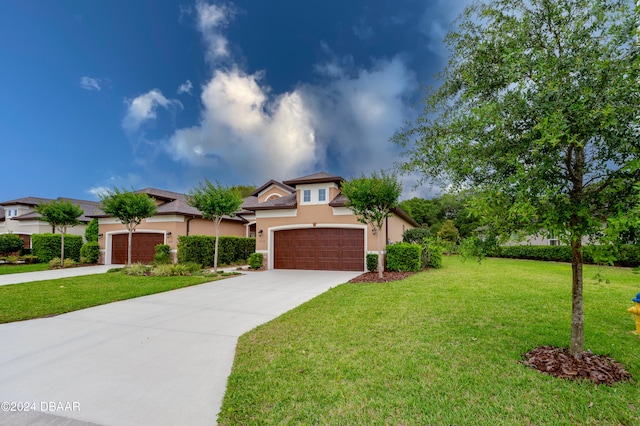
[181,262,203,274]
[32,234,82,263]
[49,258,62,268]
[4,255,19,264]
[386,243,422,272]
[154,244,172,265]
[0,234,24,256]
[63,258,76,268]
[80,242,100,264]
[366,253,378,272]
[124,263,150,276]
[178,236,255,266]
[493,244,640,267]
[20,255,39,264]
[422,238,443,269]
[402,227,431,244]
[85,218,99,243]
[19,248,32,256]
[248,252,263,269]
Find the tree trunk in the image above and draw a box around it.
[127,230,133,266]
[60,230,65,269]
[214,217,220,273]
[569,234,584,359]
[377,227,383,279]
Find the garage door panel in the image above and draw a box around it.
[111,233,164,264]
[273,228,364,271]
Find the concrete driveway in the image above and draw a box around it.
[0,269,360,426]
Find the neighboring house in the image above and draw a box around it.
[0,196,100,249]
[91,188,249,265]
[244,172,419,271]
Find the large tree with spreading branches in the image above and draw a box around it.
[395,0,640,359]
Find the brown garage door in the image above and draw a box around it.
[111,233,164,264]
[273,228,364,271]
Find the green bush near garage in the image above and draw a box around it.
[386,243,422,272]
[32,234,82,263]
[178,235,255,266]
[80,242,101,264]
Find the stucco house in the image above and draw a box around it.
[92,172,418,271]
[0,196,101,249]
[91,188,249,265]
[244,172,419,271]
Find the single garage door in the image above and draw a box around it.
[111,233,164,264]
[273,228,364,271]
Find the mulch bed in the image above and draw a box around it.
[349,271,415,283]
[521,346,633,385]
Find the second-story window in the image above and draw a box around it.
[318,188,326,202]
[303,189,311,202]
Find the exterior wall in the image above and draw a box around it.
[255,202,416,270]
[188,218,246,237]
[97,215,247,264]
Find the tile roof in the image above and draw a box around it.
[10,198,103,223]
[282,171,344,186]
[247,193,297,210]
[250,180,295,197]
[328,192,419,227]
[0,196,53,206]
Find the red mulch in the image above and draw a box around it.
[521,346,633,385]
[349,271,415,283]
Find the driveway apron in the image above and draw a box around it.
[0,270,360,426]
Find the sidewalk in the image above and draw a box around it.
[0,265,118,286]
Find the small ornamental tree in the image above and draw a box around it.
[394,0,640,359]
[341,171,402,278]
[99,188,157,266]
[35,200,83,268]
[187,180,243,273]
[437,219,460,244]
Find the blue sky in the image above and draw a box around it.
[0,0,470,202]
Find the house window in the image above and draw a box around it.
[318,188,326,202]
[303,189,311,203]
[548,233,559,246]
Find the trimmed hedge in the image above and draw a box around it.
[494,244,640,267]
[32,233,82,262]
[422,239,443,269]
[80,242,101,264]
[0,234,24,256]
[154,244,172,264]
[366,253,378,272]
[248,252,263,269]
[178,235,255,266]
[386,243,422,272]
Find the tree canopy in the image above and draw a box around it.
[187,180,243,272]
[100,188,158,266]
[341,171,402,278]
[35,200,84,266]
[395,0,640,358]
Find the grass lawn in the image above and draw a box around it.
[219,257,640,425]
[0,272,226,323]
[0,263,49,275]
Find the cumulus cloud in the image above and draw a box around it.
[122,89,182,132]
[419,0,471,57]
[177,79,194,94]
[80,76,102,91]
[196,0,234,63]
[170,68,317,181]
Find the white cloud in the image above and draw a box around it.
[122,89,182,132]
[86,186,109,199]
[195,0,234,63]
[169,68,317,182]
[80,76,102,91]
[177,79,193,95]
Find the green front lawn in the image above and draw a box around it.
[0,263,49,275]
[0,273,225,323]
[219,257,640,425]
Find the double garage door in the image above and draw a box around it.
[273,228,364,271]
[111,233,164,264]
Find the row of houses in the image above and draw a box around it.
[1,172,420,272]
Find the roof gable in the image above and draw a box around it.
[282,172,344,187]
